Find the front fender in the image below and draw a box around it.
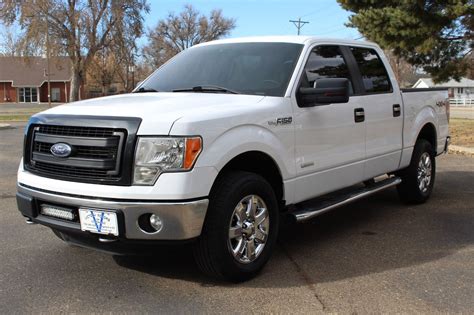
[196,124,295,180]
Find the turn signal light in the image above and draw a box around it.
[184,137,202,169]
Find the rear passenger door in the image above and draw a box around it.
[347,46,403,178]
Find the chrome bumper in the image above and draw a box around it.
[17,184,208,240]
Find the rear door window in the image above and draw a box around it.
[350,47,392,93]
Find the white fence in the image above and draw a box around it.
[449,98,474,107]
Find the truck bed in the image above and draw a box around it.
[400,88,450,156]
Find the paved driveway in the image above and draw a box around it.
[1,123,473,313]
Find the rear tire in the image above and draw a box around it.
[397,139,436,204]
[193,171,279,282]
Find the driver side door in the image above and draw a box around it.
[291,45,366,203]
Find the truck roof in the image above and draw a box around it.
[194,35,378,48]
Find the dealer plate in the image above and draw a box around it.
[78,208,119,236]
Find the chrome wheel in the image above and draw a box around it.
[228,195,270,264]
[417,152,432,193]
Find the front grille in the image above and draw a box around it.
[33,161,111,179]
[25,124,127,184]
[38,125,115,138]
[34,142,118,159]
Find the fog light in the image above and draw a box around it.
[149,214,163,232]
[41,204,76,221]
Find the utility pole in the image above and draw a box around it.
[289,17,309,35]
[44,14,51,107]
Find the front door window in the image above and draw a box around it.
[51,88,61,102]
[18,87,38,103]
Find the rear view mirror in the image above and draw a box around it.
[298,78,349,107]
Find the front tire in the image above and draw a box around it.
[193,171,279,282]
[397,139,436,204]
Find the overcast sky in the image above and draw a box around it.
[141,0,361,45]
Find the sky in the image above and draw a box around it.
[140,0,361,46]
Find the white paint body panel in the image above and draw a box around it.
[18,36,449,206]
[400,90,450,167]
[291,97,366,202]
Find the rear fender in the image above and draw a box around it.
[400,105,437,168]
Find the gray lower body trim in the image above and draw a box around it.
[17,184,208,240]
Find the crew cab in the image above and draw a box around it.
[16,36,450,282]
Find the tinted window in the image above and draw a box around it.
[350,47,391,93]
[140,43,303,97]
[301,45,354,94]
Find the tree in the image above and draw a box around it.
[143,4,236,68]
[0,25,23,56]
[383,49,419,87]
[87,48,118,96]
[337,0,473,82]
[0,0,149,101]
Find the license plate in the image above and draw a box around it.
[78,208,119,236]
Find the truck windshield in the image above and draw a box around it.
[139,42,303,97]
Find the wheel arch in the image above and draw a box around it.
[416,122,437,153]
[211,151,285,209]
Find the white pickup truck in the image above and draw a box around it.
[17,36,450,282]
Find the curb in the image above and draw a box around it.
[448,145,474,157]
[0,123,12,130]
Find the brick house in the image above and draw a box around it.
[0,56,83,103]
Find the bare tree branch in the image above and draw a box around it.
[143,4,235,68]
[1,0,149,101]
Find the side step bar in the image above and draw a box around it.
[290,177,402,222]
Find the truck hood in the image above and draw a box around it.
[39,92,265,135]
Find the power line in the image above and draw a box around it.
[289,18,310,35]
[301,5,340,19]
[315,26,348,36]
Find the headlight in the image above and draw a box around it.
[133,137,202,185]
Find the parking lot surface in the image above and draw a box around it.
[1,123,473,313]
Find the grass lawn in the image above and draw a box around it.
[450,118,474,147]
[0,114,32,121]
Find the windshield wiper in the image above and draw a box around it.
[134,87,159,93]
[172,85,240,94]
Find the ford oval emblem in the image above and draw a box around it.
[50,143,72,158]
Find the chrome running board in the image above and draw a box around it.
[291,177,402,222]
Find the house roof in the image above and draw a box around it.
[413,77,474,88]
[0,57,72,87]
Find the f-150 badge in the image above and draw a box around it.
[268,117,292,126]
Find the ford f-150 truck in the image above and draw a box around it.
[17,36,450,282]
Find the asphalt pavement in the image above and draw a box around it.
[1,123,473,313]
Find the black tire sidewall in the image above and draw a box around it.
[202,171,279,280]
[413,140,436,198]
[398,139,436,203]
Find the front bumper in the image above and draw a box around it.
[17,184,208,242]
